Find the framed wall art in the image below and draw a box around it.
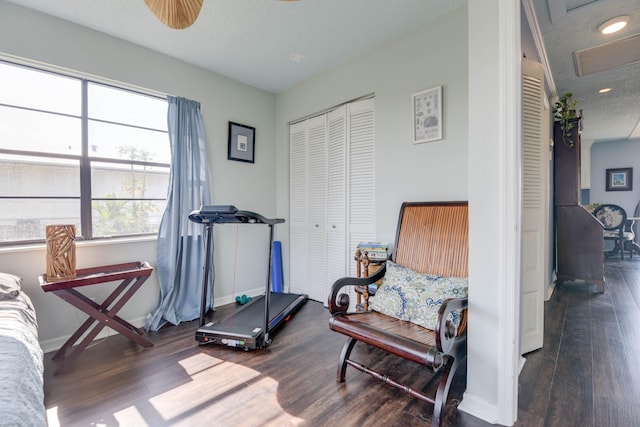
[412,85,442,144]
[606,167,632,191]
[228,122,255,163]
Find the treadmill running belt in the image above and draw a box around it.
[195,292,307,349]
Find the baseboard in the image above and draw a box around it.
[546,272,557,300]
[457,392,502,425]
[40,286,267,354]
[212,286,265,307]
[518,355,526,375]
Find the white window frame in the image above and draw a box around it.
[0,60,170,245]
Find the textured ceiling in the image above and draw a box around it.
[4,0,464,94]
[531,0,640,144]
[4,0,638,145]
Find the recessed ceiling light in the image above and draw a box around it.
[598,87,612,94]
[598,16,630,35]
[290,53,304,62]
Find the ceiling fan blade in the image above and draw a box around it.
[144,0,203,30]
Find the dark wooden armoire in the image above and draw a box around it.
[554,117,605,292]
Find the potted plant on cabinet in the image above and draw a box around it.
[554,92,580,148]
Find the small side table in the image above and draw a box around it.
[39,261,154,374]
[354,249,388,312]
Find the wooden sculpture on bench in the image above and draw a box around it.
[328,201,468,427]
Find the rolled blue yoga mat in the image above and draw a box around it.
[271,241,284,293]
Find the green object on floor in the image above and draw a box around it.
[235,294,252,305]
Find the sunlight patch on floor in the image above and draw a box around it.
[114,405,149,426]
[177,352,225,376]
[112,353,305,426]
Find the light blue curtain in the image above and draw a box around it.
[145,96,212,331]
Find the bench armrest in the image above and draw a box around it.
[435,296,468,355]
[327,264,387,315]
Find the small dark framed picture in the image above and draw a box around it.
[228,122,255,163]
[606,167,633,191]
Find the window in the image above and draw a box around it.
[0,61,170,244]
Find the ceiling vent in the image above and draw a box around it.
[574,34,640,76]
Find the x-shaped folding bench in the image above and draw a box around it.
[40,261,154,374]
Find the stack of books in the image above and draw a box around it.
[357,242,390,260]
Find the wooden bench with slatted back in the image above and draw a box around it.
[328,201,469,427]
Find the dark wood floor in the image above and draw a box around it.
[44,257,640,426]
[517,257,640,426]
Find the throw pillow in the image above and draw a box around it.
[368,261,467,330]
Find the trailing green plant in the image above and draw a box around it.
[554,92,579,148]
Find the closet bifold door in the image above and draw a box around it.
[289,115,328,303]
[347,98,376,278]
[325,105,347,306]
[289,120,310,300]
[289,97,375,307]
[307,115,328,304]
[521,58,546,354]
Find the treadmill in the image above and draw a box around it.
[188,205,307,350]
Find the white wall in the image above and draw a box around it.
[590,138,640,215]
[0,0,278,351]
[275,6,469,263]
[465,1,521,424]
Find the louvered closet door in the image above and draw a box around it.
[325,105,347,305]
[521,58,547,354]
[290,115,328,301]
[306,115,328,302]
[289,121,309,297]
[289,98,375,304]
[348,98,376,276]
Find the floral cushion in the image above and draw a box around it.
[368,261,468,330]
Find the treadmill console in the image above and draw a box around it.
[188,205,284,225]
[200,205,238,214]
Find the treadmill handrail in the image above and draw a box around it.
[188,206,285,225]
